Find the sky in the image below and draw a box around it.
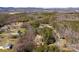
[0,0,79,8]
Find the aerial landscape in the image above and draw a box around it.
[0,7,79,52]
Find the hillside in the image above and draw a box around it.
[0,12,79,52]
[0,7,79,13]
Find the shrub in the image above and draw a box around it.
[11,35,18,39]
[47,44,60,52]
[33,44,48,52]
[33,44,60,52]
[30,20,40,28]
[38,27,53,44]
[0,30,4,34]
[15,41,35,52]
[14,24,36,52]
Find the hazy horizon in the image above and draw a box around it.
[0,7,79,8]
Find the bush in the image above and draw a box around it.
[30,20,40,28]
[33,44,48,52]
[15,41,35,52]
[15,34,35,52]
[38,27,53,44]
[47,44,60,52]
[0,30,4,34]
[14,24,36,52]
[11,35,18,39]
[33,44,60,52]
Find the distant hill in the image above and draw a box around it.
[0,7,79,13]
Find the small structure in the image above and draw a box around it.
[4,43,13,49]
